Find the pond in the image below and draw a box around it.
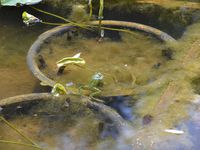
[1,1,200,150]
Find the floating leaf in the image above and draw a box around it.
[51,83,67,97]
[22,11,41,26]
[56,53,86,68]
[0,0,42,6]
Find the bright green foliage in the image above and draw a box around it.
[51,83,67,97]
[0,0,42,6]
[56,53,86,68]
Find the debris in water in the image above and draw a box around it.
[63,99,70,108]
[22,11,41,26]
[38,54,47,69]
[0,107,3,112]
[142,114,153,125]
[16,105,22,109]
[33,114,38,117]
[57,66,66,75]
[152,62,161,69]
[164,129,184,134]
[162,48,173,60]
[66,82,74,87]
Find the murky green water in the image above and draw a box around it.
[0,7,49,99]
[1,1,200,150]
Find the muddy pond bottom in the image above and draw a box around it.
[39,30,168,96]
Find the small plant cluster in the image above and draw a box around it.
[51,53,104,102]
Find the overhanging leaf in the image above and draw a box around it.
[0,0,42,6]
[56,53,86,68]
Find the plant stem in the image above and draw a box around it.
[0,140,43,150]
[30,6,136,35]
[0,116,38,146]
[98,0,104,35]
[41,21,71,26]
[41,20,135,36]
[30,6,90,30]
[88,0,93,19]
[96,25,135,35]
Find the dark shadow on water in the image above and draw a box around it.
[101,95,134,121]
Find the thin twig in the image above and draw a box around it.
[30,6,90,30]
[0,116,38,146]
[0,140,43,150]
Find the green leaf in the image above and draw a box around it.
[56,53,86,68]
[0,0,42,6]
[51,83,67,97]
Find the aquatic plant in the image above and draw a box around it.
[56,53,85,68]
